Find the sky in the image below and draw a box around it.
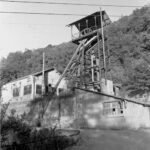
[0,0,150,59]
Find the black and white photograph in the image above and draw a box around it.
[0,0,150,149]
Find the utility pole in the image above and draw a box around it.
[42,52,45,96]
[100,7,107,85]
[0,98,1,150]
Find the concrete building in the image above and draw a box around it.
[73,88,150,129]
[51,79,150,129]
[1,68,67,104]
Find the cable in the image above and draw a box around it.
[0,11,121,18]
[0,0,143,8]
[0,22,65,26]
[0,11,85,16]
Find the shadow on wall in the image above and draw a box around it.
[7,89,150,130]
[26,93,59,127]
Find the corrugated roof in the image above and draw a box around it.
[33,68,54,76]
[4,68,54,85]
[67,11,111,28]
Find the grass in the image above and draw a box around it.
[67,128,150,150]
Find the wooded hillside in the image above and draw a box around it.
[1,6,150,96]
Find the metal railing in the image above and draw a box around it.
[72,26,98,40]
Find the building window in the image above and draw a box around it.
[36,84,42,95]
[103,101,123,116]
[24,85,32,95]
[13,88,19,97]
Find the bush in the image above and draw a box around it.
[1,116,31,147]
[1,116,79,150]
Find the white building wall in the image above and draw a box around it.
[101,78,114,95]
[124,102,150,128]
[1,69,68,103]
[1,75,34,103]
[1,84,12,103]
[47,69,67,94]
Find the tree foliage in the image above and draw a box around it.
[0,43,77,84]
[106,6,150,95]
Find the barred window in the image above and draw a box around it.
[24,85,32,95]
[103,101,123,116]
[36,84,42,95]
[13,88,19,97]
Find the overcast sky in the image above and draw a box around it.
[0,0,150,59]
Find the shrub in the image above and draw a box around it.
[1,116,79,150]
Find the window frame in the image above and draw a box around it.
[13,87,20,97]
[36,84,42,95]
[103,101,124,117]
[24,84,32,95]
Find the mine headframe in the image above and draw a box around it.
[55,10,111,91]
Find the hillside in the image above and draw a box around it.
[106,6,150,95]
[1,6,150,96]
[0,42,77,84]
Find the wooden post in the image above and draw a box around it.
[94,16,97,29]
[97,31,101,83]
[91,53,94,82]
[78,23,81,37]
[100,7,107,84]
[0,99,1,150]
[32,76,35,99]
[96,58,100,81]
[82,46,86,88]
[71,25,73,39]
[86,19,88,29]
[58,97,61,129]
[86,19,88,34]
[42,52,45,95]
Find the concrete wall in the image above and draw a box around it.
[6,101,30,116]
[72,90,150,129]
[73,90,125,129]
[124,102,150,128]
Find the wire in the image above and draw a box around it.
[0,11,84,16]
[0,22,65,26]
[0,11,121,18]
[0,0,143,8]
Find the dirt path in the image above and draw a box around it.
[67,129,150,150]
